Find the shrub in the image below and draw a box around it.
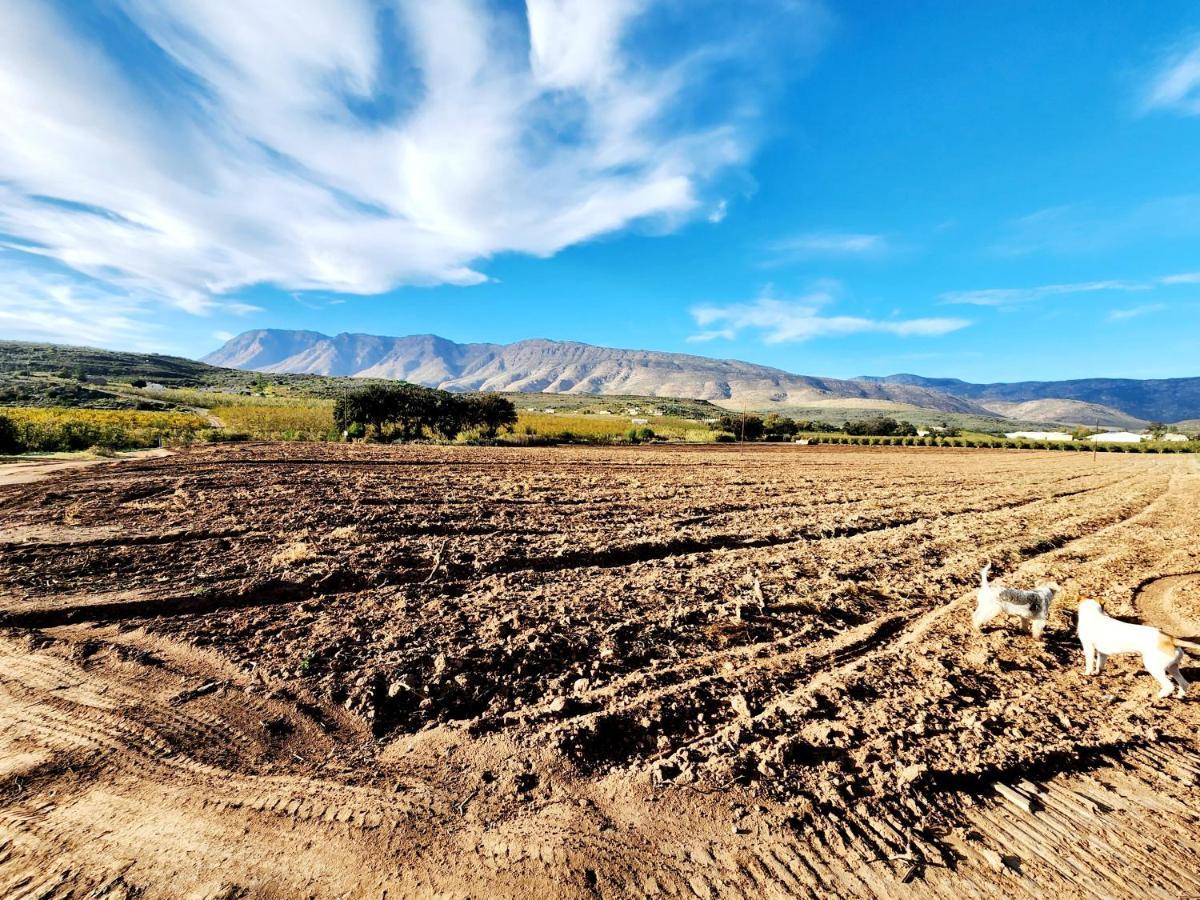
[713,432,737,443]
[843,416,918,437]
[625,426,657,444]
[2,408,208,452]
[214,404,334,441]
[204,430,251,443]
[0,414,23,454]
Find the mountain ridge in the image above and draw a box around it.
[204,330,995,414]
[860,373,1200,423]
[205,329,1200,422]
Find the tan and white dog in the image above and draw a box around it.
[1076,598,1197,698]
[972,562,1057,637]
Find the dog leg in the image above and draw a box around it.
[971,606,994,631]
[1152,669,1175,698]
[1031,617,1047,639]
[1095,652,1107,674]
[1169,661,1189,698]
[1166,667,1185,700]
[1081,640,1094,674]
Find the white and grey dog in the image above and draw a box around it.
[971,562,1057,637]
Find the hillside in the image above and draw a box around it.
[0,340,215,384]
[205,330,995,414]
[977,399,1147,430]
[863,373,1200,423]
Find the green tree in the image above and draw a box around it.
[333,383,516,442]
[0,414,22,455]
[762,413,797,440]
[464,394,517,438]
[717,413,764,441]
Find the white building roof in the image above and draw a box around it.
[1087,431,1144,442]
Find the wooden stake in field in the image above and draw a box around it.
[740,407,747,443]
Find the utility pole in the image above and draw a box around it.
[740,407,747,442]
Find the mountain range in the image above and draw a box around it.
[205,330,1200,425]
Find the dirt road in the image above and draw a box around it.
[1,444,1198,897]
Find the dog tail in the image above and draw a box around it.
[980,561,992,591]
[1171,636,1200,652]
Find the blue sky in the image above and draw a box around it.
[1,1,1198,382]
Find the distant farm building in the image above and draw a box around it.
[1005,431,1073,442]
[1087,431,1143,443]
[1160,433,1190,442]
[630,418,649,425]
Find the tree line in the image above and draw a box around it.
[714,413,941,440]
[332,383,517,441]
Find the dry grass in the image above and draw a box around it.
[270,541,317,568]
[514,411,715,441]
[213,404,336,440]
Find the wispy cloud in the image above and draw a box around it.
[1142,35,1200,116]
[1106,303,1166,322]
[0,260,166,351]
[689,287,970,344]
[991,196,1200,256]
[941,272,1194,308]
[765,231,888,264]
[940,279,1150,307]
[0,0,828,337]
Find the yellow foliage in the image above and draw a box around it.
[2,407,210,451]
[213,404,335,439]
[514,412,712,441]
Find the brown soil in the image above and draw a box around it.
[1,442,1199,897]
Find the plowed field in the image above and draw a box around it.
[1,443,1199,897]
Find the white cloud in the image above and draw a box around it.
[707,200,728,224]
[686,328,736,343]
[1143,36,1200,115]
[990,196,1200,256]
[940,279,1150,307]
[690,289,970,344]
[0,0,826,330]
[1106,303,1166,322]
[0,261,165,350]
[941,271,1200,308]
[213,330,236,343]
[766,231,887,264]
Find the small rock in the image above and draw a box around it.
[981,848,1005,871]
[730,693,752,720]
[387,678,414,698]
[548,695,568,714]
[898,763,927,785]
